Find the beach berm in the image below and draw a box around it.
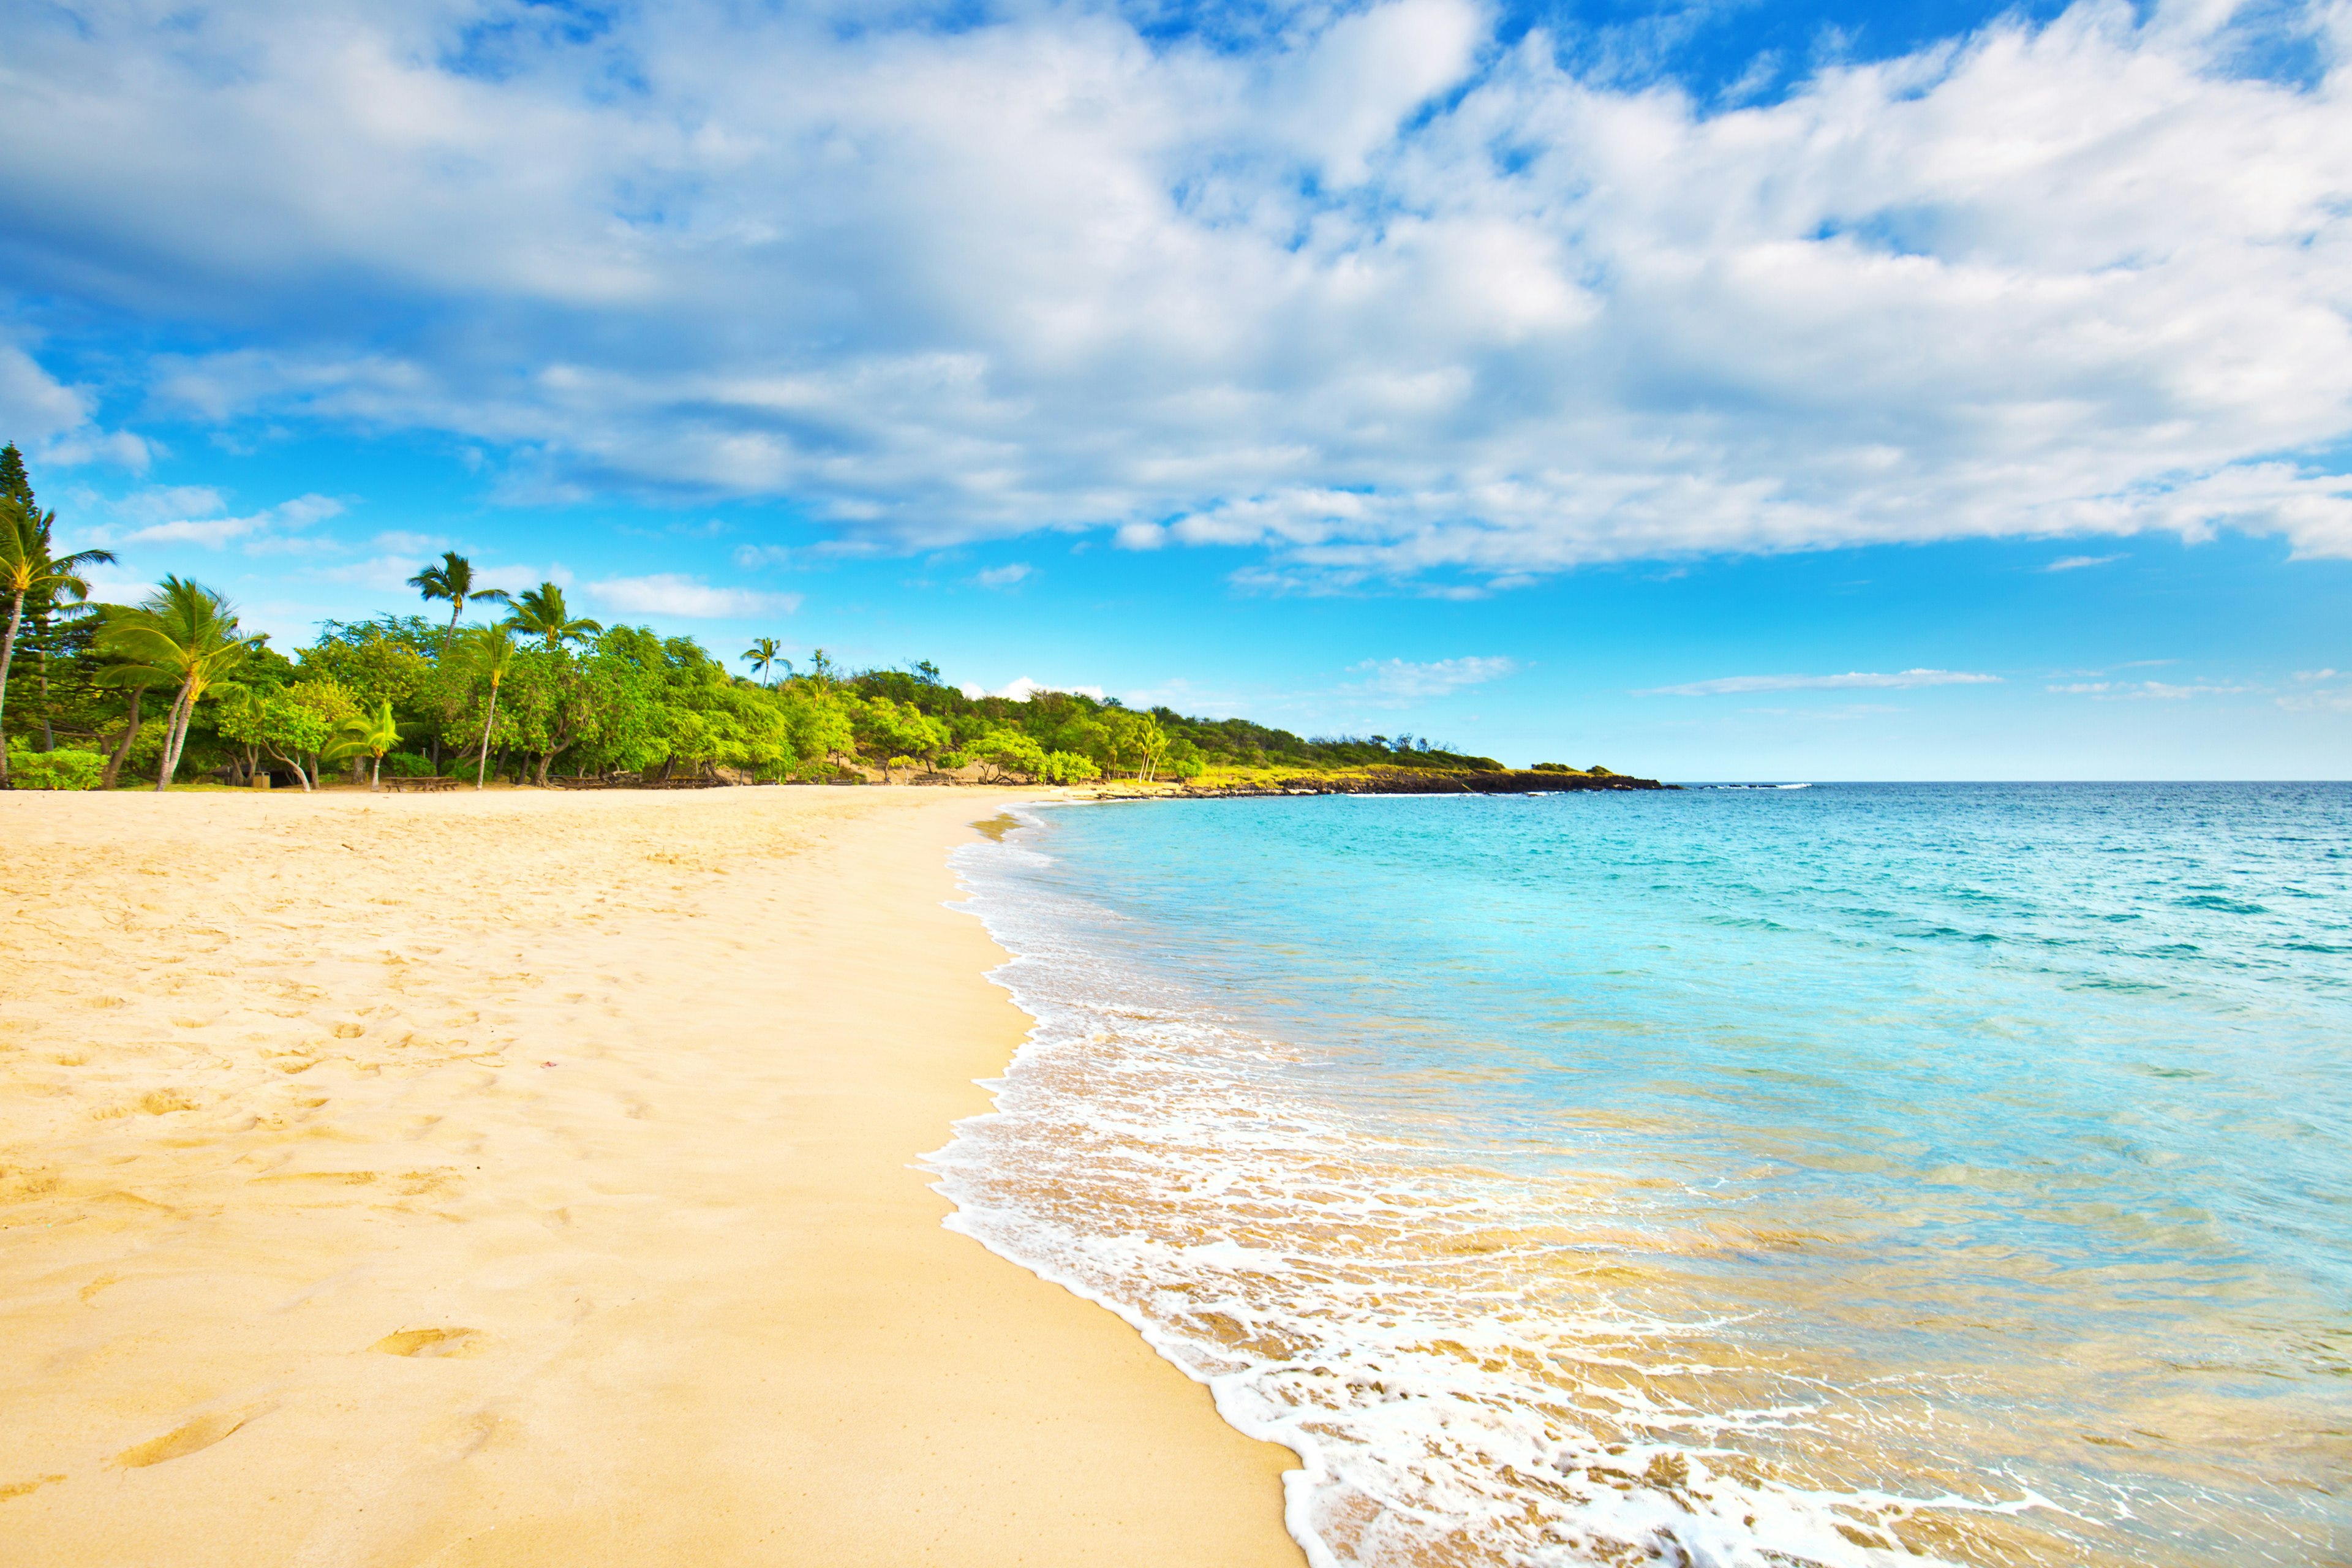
[0,786,1302,1566]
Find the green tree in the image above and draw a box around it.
[856,696,949,782]
[971,728,1047,783]
[503,582,602,650]
[217,680,355,791]
[9,597,110,755]
[326,698,403,790]
[567,626,671,777]
[456,624,521,789]
[94,659,153,790]
[1105,710,1170,780]
[742,636,788,687]
[407,552,510,649]
[771,681,858,779]
[1039,750,1102,785]
[96,578,258,790]
[499,647,605,784]
[0,497,116,785]
[0,443,33,511]
[300,619,436,716]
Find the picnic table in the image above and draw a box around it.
[379,776,464,793]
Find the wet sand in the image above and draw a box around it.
[0,786,1302,1566]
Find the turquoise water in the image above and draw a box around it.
[935,784,2350,1567]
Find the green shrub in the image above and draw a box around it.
[7,746,105,790]
[1039,750,1101,785]
[380,751,435,777]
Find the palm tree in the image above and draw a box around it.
[0,497,116,786]
[326,698,402,790]
[742,636,790,687]
[407,551,510,649]
[503,582,602,650]
[96,577,260,790]
[457,624,519,790]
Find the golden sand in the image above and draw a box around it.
[0,787,1302,1566]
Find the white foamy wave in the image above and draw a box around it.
[925,824,2060,1568]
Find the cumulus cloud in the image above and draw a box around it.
[320,554,443,593]
[957,676,1107,701]
[1338,656,1520,704]
[2044,554,2125,571]
[585,572,799,618]
[110,491,344,550]
[0,342,149,471]
[76,566,164,604]
[974,562,1033,588]
[2,0,2350,581]
[1642,668,2002,696]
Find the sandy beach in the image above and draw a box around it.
[0,787,1302,1566]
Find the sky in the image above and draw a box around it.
[1,0,2347,779]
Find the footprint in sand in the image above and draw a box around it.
[111,1410,262,1469]
[0,1474,66,1501]
[371,1327,481,1358]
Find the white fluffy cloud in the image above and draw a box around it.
[959,676,1108,701]
[0,342,149,470]
[585,573,801,619]
[1642,668,2002,696]
[4,0,2350,582]
[94,490,344,550]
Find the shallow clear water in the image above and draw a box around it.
[930,783,2351,1567]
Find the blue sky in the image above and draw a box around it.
[2,0,2347,778]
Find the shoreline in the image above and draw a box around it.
[0,789,1303,1566]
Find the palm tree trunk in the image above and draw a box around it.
[163,689,198,786]
[0,589,23,788]
[154,682,196,790]
[152,694,181,791]
[37,624,53,750]
[475,690,499,790]
[371,754,382,790]
[102,686,147,789]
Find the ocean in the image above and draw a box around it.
[929,783,2350,1567]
